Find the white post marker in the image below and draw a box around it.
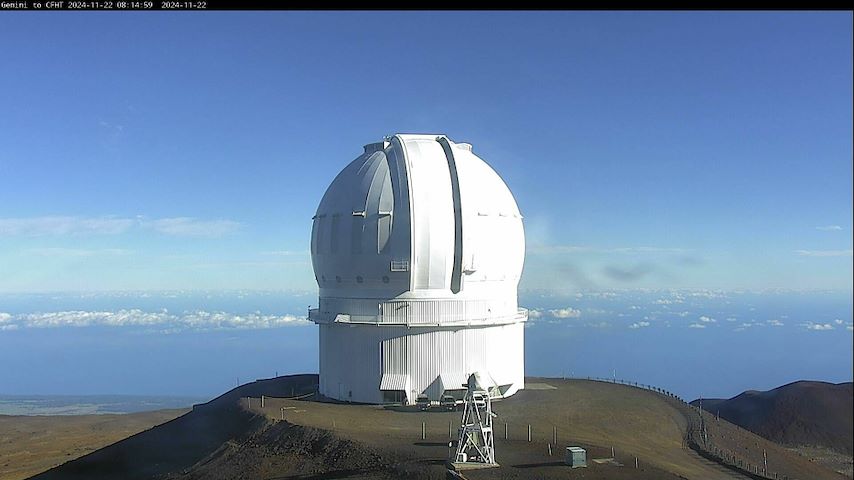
[764,449,767,473]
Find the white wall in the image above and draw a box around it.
[318,321,525,404]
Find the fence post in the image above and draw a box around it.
[528,424,531,442]
[504,422,508,440]
[553,425,557,444]
[422,421,425,440]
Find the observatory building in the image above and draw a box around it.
[309,134,527,405]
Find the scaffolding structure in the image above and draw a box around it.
[453,374,498,467]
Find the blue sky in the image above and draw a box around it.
[0,11,851,293]
[0,12,851,399]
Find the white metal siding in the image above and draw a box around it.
[320,321,524,404]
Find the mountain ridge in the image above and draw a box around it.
[692,380,853,455]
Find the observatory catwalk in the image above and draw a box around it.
[309,134,527,405]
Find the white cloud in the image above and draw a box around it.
[685,290,728,299]
[629,321,650,329]
[586,292,618,299]
[654,298,682,305]
[528,245,591,254]
[834,319,843,325]
[527,309,544,319]
[144,217,240,237]
[25,248,131,257]
[0,309,308,331]
[611,246,689,254]
[262,250,310,256]
[699,315,716,323]
[688,323,706,329]
[528,245,687,255]
[549,307,582,318]
[795,249,853,257]
[815,225,843,231]
[587,321,610,328]
[804,322,834,331]
[767,319,784,327]
[0,216,135,236]
[848,326,853,331]
[0,216,241,238]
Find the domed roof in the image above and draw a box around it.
[311,134,524,301]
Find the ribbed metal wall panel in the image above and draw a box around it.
[370,322,524,403]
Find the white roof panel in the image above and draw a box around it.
[439,372,470,391]
[379,373,409,391]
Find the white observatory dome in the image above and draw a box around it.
[309,134,527,405]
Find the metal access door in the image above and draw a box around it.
[338,382,350,402]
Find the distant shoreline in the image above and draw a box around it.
[0,394,207,416]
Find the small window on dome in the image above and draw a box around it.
[356,276,364,283]
[382,276,390,284]
[335,276,341,283]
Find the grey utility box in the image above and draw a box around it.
[566,447,587,468]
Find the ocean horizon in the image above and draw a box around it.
[1,289,851,404]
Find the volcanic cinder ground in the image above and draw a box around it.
[0,409,188,480]
[18,375,852,480]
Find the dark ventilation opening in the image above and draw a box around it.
[442,389,466,401]
[382,390,406,404]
